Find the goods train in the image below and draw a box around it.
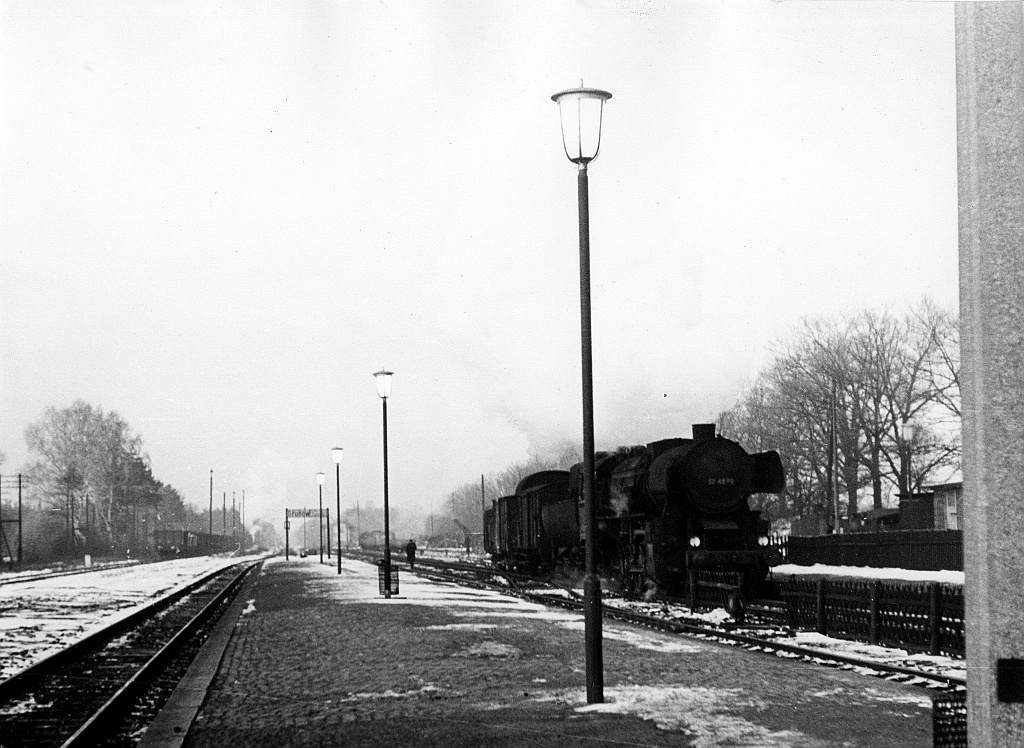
[483,424,785,599]
[153,529,236,559]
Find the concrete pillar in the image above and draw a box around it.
[956,3,1024,746]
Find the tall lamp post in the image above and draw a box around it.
[552,82,611,705]
[316,472,325,564]
[901,420,916,499]
[333,447,344,574]
[374,369,394,597]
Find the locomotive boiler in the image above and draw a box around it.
[484,424,785,598]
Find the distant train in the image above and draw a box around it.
[153,529,236,559]
[358,530,389,551]
[484,424,786,599]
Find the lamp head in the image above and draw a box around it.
[552,84,612,166]
[316,472,325,486]
[374,369,394,399]
[332,447,344,465]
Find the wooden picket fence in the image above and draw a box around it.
[780,576,965,656]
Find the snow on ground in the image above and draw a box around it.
[606,594,965,683]
[0,554,247,680]
[541,685,832,748]
[772,563,964,585]
[299,555,584,624]
[301,555,965,684]
[323,556,968,683]
[0,558,141,586]
[302,556,718,660]
[785,630,965,682]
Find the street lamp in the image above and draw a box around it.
[901,420,917,498]
[552,82,611,705]
[316,472,325,564]
[332,447,344,574]
[374,369,394,598]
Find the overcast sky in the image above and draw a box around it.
[0,1,958,532]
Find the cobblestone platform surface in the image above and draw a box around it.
[182,556,933,747]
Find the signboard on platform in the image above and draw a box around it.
[287,508,326,518]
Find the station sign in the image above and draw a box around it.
[287,508,326,518]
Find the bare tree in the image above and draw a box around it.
[915,297,961,419]
[720,299,961,522]
[24,401,151,549]
[437,440,583,537]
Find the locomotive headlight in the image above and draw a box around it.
[758,536,770,547]
[688,536,701,548]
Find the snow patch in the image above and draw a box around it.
[0,694,52,715]
[773,563,964,585]
[862,687,932,709]
[454,641,520,659]
[342,684,443,701]
[557,621,703,653]
[421,623,500,631]
[539,685,830,747]
[0,556,247,681]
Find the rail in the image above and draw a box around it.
[0,560,259,747]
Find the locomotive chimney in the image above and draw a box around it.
[692,423,716,441]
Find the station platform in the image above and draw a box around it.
[150,555,935,747]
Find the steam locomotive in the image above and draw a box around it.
[483,424,785,599]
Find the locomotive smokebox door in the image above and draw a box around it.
[681,439,753,514]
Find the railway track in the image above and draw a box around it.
[0,560,259,748]
[0,560,142,588]
[384,553,966,692]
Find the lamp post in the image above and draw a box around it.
[374,369,394,597]
[901,420,917,499]
[316,472,325,563]
[333,447,344,574]
[552,82,611,705]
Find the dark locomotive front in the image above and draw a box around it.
[485,424,785,599]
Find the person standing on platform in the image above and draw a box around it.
[405,539,417,569]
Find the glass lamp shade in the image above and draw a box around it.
[901,422,916,442]
[332,447,344,465]
[551,85,612,165]
[374,369,394,399]
[316,472,325,486]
